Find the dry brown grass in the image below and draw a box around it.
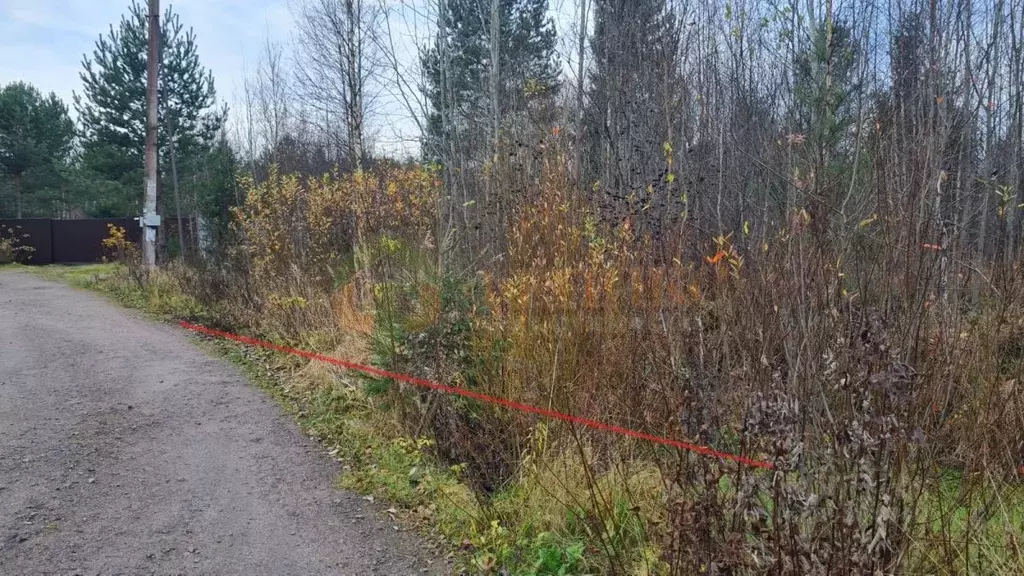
[161,157,1024,574]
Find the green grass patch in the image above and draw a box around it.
[31,263,211,322]
[30,262,120,287]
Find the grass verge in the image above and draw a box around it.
[27,263,607,574]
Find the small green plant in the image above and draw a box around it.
[531,533,587,575]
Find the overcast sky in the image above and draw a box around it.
[0,0,296,103]
[0,0,292,134]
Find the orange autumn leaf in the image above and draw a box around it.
[706,250,728,265]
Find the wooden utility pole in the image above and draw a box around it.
[142,0,160,268]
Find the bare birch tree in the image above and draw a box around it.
[293,0,383,169]
[255,38,291,165]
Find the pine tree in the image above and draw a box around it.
[421,0,559,162]
[790,18,859,236]
[185,131,239,249]
[584,0,681,228]
[0,82,74,218]
[74,0,224,216]
[792,19,858,160]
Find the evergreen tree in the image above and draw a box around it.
[74,0,224,216]
[790,18,859,235]
[793,19,858,161]
[421,0,560,162]
[0,82,74,218]
[584,0,681,229]
[180,131,239,250]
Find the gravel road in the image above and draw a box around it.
[0,270,443,575]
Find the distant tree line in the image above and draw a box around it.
[3,0,1023,272]
[0,82,74,219]
[228,0,1023,278]
[0,1,235,254]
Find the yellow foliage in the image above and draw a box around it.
[233,163,441,290]
[230,163,441,335]
[101,224,139,268]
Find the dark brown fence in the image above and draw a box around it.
[0,219,54,264]
[0,218,194,265]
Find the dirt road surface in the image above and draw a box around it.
[0,270,442,575]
